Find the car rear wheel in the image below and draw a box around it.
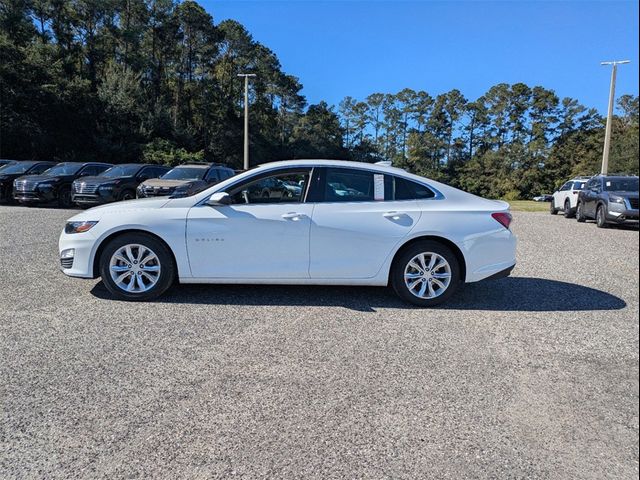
[549,199,558,215]
[391,241,461,307]
[596,205,608,228]
[563,199,574,218]
[99,233,175,301]
[576,202,586,223]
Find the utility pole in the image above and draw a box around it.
[600,60,630,175]
[237,73,256,170]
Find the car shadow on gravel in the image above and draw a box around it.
[91,277,626,312]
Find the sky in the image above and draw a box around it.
[202,0,639,113]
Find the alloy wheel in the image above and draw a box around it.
[404,252,452,299]
[109,244,161,293]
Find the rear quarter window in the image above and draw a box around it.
[393,176,436,200]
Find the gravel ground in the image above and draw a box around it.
[0,205,638,479]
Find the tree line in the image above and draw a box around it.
[1,0,638,199]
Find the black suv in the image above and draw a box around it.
[137,163,235,198]
[576,175,639,227]
[13,162,112,207]
[72,163,170,206]
[0,161,57,203]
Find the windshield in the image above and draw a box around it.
[102,165,141,178]
[604,178,639,192]
[43,163,82,176]
[0,162,35,174]
[161,167,206,181]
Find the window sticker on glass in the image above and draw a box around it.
[606,181,611,187]
[374,174,384,201]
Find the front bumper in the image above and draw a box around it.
[72,190,118,205]
[606,207,639,223]
[13,188,56,203]
[59,229,98,278]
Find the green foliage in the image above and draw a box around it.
[340,85,638,199]
[142,139,204,166]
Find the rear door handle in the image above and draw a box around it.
[383,211,407,219]
[282,212,306,220]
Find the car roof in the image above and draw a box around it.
[254,159,408,175]
[56,161,112,166]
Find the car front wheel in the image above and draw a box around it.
[576,202,586,222]
[99,233,175,301]
[391,241,461,307]
[596,205,608,228]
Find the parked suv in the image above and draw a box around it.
[0,161,57,203]
[72,163,170,206]
[576,175,639,227]
[13,162,112,207]
[136,163,235,198]
[550,176,590,218]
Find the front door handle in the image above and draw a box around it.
[281,212,306,220]
[383,211,407,219]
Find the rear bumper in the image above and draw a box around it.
[478,264,515,281]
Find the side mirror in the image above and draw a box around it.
[206,192,232,206]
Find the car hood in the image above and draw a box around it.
[608,191,639,198]
[14,174,63,183]
[68,197,173,222]
[141,179,194,188]
[73,175,130,184]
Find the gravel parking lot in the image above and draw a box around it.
[1,205,638,479]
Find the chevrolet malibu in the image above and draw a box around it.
[59,160,517,306]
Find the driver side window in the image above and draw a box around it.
[226,169,310,205]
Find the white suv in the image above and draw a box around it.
[550,177,590,218]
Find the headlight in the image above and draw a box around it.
[37,181,55,189]
[609,195,624,204]
[99,183,116,190]
[65,221,98,234]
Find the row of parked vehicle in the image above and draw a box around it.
[550,174,639,228]
[0,160,236,208]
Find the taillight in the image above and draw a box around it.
[491,212,512,229]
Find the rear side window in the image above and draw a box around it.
[393,176,436,200]
[205,169,220,182]
[324,168,377,202]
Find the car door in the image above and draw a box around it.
[309,167,422,279]
[584,179,601,216]
[186,167,314,279]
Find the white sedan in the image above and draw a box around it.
[59,160,517,306]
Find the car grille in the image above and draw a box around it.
[628,197,639,209]
[14,179,38,192]
[143,186,174,196]
[60,257,73,269]
[73,182,99,194]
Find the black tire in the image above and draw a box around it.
[549,199,558,215]
[99,232,176,301]
[596,205,608,228]
[58,186,72,208]
[563,199,574,218]
[118,189,135,201]
[576,202,586,223]
[390,240,461,307]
